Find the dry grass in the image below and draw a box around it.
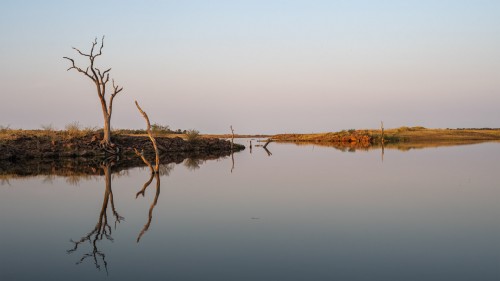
[273,130,367,142]
[202,134,272,139]
[381,128,500,142]
[0,127,96,143]
[272,128,500,143]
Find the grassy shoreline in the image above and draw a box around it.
[2,127,500,155]
[270,127,500,144]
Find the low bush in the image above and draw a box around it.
[0,124,10,133]
[151,123,172,134]
[185,129,200,142]
[65,121,82,138]
[40,124,56,132]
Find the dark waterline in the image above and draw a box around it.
[0,141,499,281]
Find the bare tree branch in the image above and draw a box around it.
[102,68,111,84]
[108,80,123,117]
[72,47,91,57]
[63,57,94,80]
[94,35,105,58]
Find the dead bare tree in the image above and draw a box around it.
[63,36,123,148]
[381,121,385,144]
[230,125,235,151]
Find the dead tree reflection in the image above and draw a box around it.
[263,139,273,156]
[67,161,123,273]
[134,149,162,242]
[136,172,160,242]
[231,152,235,173]
[263,146,273,156]
[381,142,385,163]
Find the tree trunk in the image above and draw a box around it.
[102,114,112,145]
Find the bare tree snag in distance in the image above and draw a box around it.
[230,125,235,151]
[381,121,385,144]
[135,101,160,173]
[63,36,123,147]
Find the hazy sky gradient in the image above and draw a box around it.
[1,0,499,133]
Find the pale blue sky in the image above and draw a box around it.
[1,0,499,133]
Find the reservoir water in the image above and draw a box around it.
[1,140,499,280]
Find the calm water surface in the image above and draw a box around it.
[1,141,499,280]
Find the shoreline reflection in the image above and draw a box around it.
[276,139,500,152]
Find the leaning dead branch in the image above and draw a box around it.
[135,101,160,172]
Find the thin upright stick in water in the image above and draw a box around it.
[381,121,385,144]
[230,125,235,151]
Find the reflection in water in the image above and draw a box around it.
[184,158,204,171]
[263,146,272,156]
[67,161,124,273]
[136,172,161,242]
[381,141,384,162]
[254,139,273,156]
[0,176,11,186]
[0,142,499,280]
[231,151,235,173]
[278,139,500,152]
[133,150,162,242]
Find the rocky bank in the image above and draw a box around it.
[0,132,244,161]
